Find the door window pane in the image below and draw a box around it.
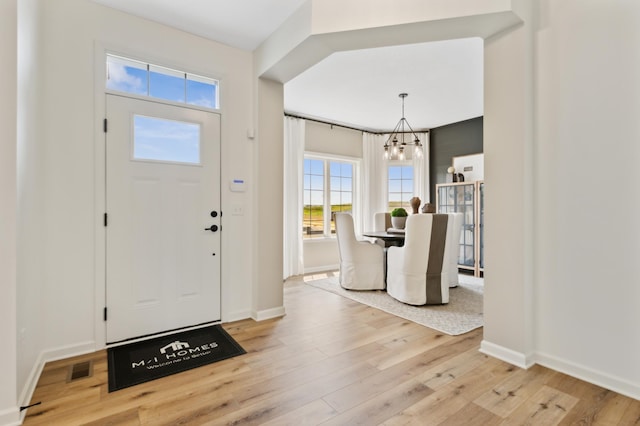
[133,115,200,164]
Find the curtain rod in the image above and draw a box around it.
[284,112,429,135]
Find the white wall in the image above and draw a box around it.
[254,78,285,319]
[533,0,640,396]
[452,153,483,182]
[16,0,46,411]
[0,0,19,423]
[483,0,640,398]
[304,120,363,157]
[481,0,534,366]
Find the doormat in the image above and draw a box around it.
[107,325,245,392]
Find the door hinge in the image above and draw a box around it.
[104,307,108,321]
[103,118,107,133]
[104,213,108,227]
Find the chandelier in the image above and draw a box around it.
[383,93,423,161]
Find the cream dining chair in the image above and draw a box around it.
[445,212,464,288]
[386,214,451,305]
[334,213,385,290]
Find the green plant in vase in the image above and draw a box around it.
[390,207,408,229]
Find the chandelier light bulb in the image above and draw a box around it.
[414,145,423,159]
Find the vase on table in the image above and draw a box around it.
[391,216,407,229]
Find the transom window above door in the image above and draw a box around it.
[106,54,219,109]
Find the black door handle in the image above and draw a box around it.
[204,225,218,232]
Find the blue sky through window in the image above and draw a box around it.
[134,115,200,164]
[107,54,218,109]
[107,55,217,166]
[388,165,414,208]
[150,71,185,103]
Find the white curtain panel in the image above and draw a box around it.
[413,132,430,203]
[283,116,305,279]
[362,132,388,233]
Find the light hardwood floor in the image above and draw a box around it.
[24,272,640,425]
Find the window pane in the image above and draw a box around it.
[106,55,218,110]
[389,166,402,179]
[133,115,200,164]
[303,158,325,239]
[309,159,324,175]
[106,55,147,95]
[149,65,185,103]
[387,165,414,210]
[186,73,218,109]
[330,191,341,205]
[310,175,324,191]
[304,157,356,239]
[341,177,352,191]
[303,204,323,238]
[389,180,401,192]
[330,176,341,190]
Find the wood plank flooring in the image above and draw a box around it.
[23,272,640,425]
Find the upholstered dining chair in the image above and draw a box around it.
[373,212,391,232]
[386,214,451,305]
[335,213,385,290]
[445,212,464,288]
[372,211,392,248]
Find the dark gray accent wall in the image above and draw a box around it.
[429,116,483,200]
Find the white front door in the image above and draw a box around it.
[105,94,221,343]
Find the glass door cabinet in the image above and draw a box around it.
[436,181,484,277]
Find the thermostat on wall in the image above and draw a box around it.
[229,179,246,192]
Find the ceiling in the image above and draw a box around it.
[91,0,484,132]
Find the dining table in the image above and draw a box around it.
[362,230,405,247]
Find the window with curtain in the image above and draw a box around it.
[303,156,356,239]
[388,164,414,210]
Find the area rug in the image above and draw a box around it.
[107,324,245,392]
[304,274,483,335]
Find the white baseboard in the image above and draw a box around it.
[480,340,535,369]
[223,310,252,323]
[18,340,96,424]
[0,406,20,426]
[481,341,640,400]
[535,351,640,401]
[304,265,339,274]
[252,306,286,321]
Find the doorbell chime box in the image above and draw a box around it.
[229,179,246,192]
